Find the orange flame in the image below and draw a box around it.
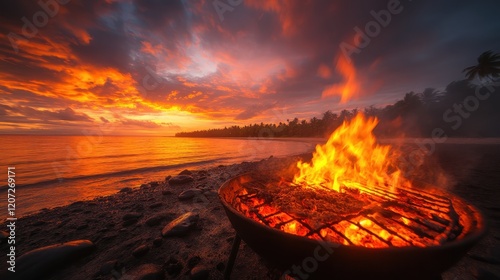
[293,113,411,194]
[321,55,360,103]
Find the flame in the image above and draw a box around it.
[293,113,411,194]
[321,55,360,103]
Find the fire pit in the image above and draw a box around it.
[219,174,485,279]
[218,114,486,280]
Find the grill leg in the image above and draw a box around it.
[224,234,242,280]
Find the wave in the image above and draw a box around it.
[10,151,220,167]
[8,152,145,166]
[0,157,236,190]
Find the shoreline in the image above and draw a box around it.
[0,155,305,280]
[1,145,499,279]
[0,137,320,220]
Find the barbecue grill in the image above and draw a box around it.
[219,174,486,280]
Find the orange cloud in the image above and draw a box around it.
[322,55,361,103]
[141,41,162,56]
[317,64,332,79]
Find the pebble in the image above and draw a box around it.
[149,181,160,187]
[165,257,183,276]
[179,169,193,175]
[149,202,163,209]
[140,183,151,189]
[123,212,143,221]
[199,186,212,192]
[32,220,47,226]
[13,240,95,280]
[132,245,150,258]
[145,213,172,227]
[168,175,194,185]
[153,237,162,247]
[101,233,118,242]
[187,256,201,269]
[71,208,83,213]
[472,267,500,280]
[161,212,199,237]
[76,224,89,230]
[123,219,139,227]
[178,189,203,201]
[122,212,143,226]
[99,260,118,276]
[129,263,164,280]
[165,175,172,181]
[190,265,210,280]
[0,230,9,243]
[162,190,173,195]
[468,253,500,264]
[216,262,225,272]
[119,187,132,193]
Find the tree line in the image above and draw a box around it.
[176,51,500,138]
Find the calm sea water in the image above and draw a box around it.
[0,135,318,219]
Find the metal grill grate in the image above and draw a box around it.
[230,180,464,248]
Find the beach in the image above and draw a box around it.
[0,135,319,220]
[1,143,499,280]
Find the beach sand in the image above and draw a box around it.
[1,144,499,280]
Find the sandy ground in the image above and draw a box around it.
[1,144,499,280]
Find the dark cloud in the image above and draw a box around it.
[119,118,163,128]
[1,0,500,134]
[235,102,277,120]
[70,28,132,70]
[0,106,94,123]
[133,0,186,29]
[119,117,181,130]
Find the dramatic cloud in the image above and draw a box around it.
[0,106,93,123]
[0,0,499,135]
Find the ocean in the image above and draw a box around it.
[0,135,319,219]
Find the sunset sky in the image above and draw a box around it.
[1,0,499,135]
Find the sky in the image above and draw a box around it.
[0,0,499,135]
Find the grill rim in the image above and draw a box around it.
[218,173,487,252]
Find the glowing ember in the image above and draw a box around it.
[226,175,482,249]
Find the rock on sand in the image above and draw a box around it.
[161,212,199,237]
[2,240,95,280]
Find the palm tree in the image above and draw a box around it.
[420,88,441,106]
[463,50,500,81]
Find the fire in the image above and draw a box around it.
[293,113,411,194]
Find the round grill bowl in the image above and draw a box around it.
[218,174,486,280]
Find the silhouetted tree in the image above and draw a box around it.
[420,88,441,106]
[463,50,500,81]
